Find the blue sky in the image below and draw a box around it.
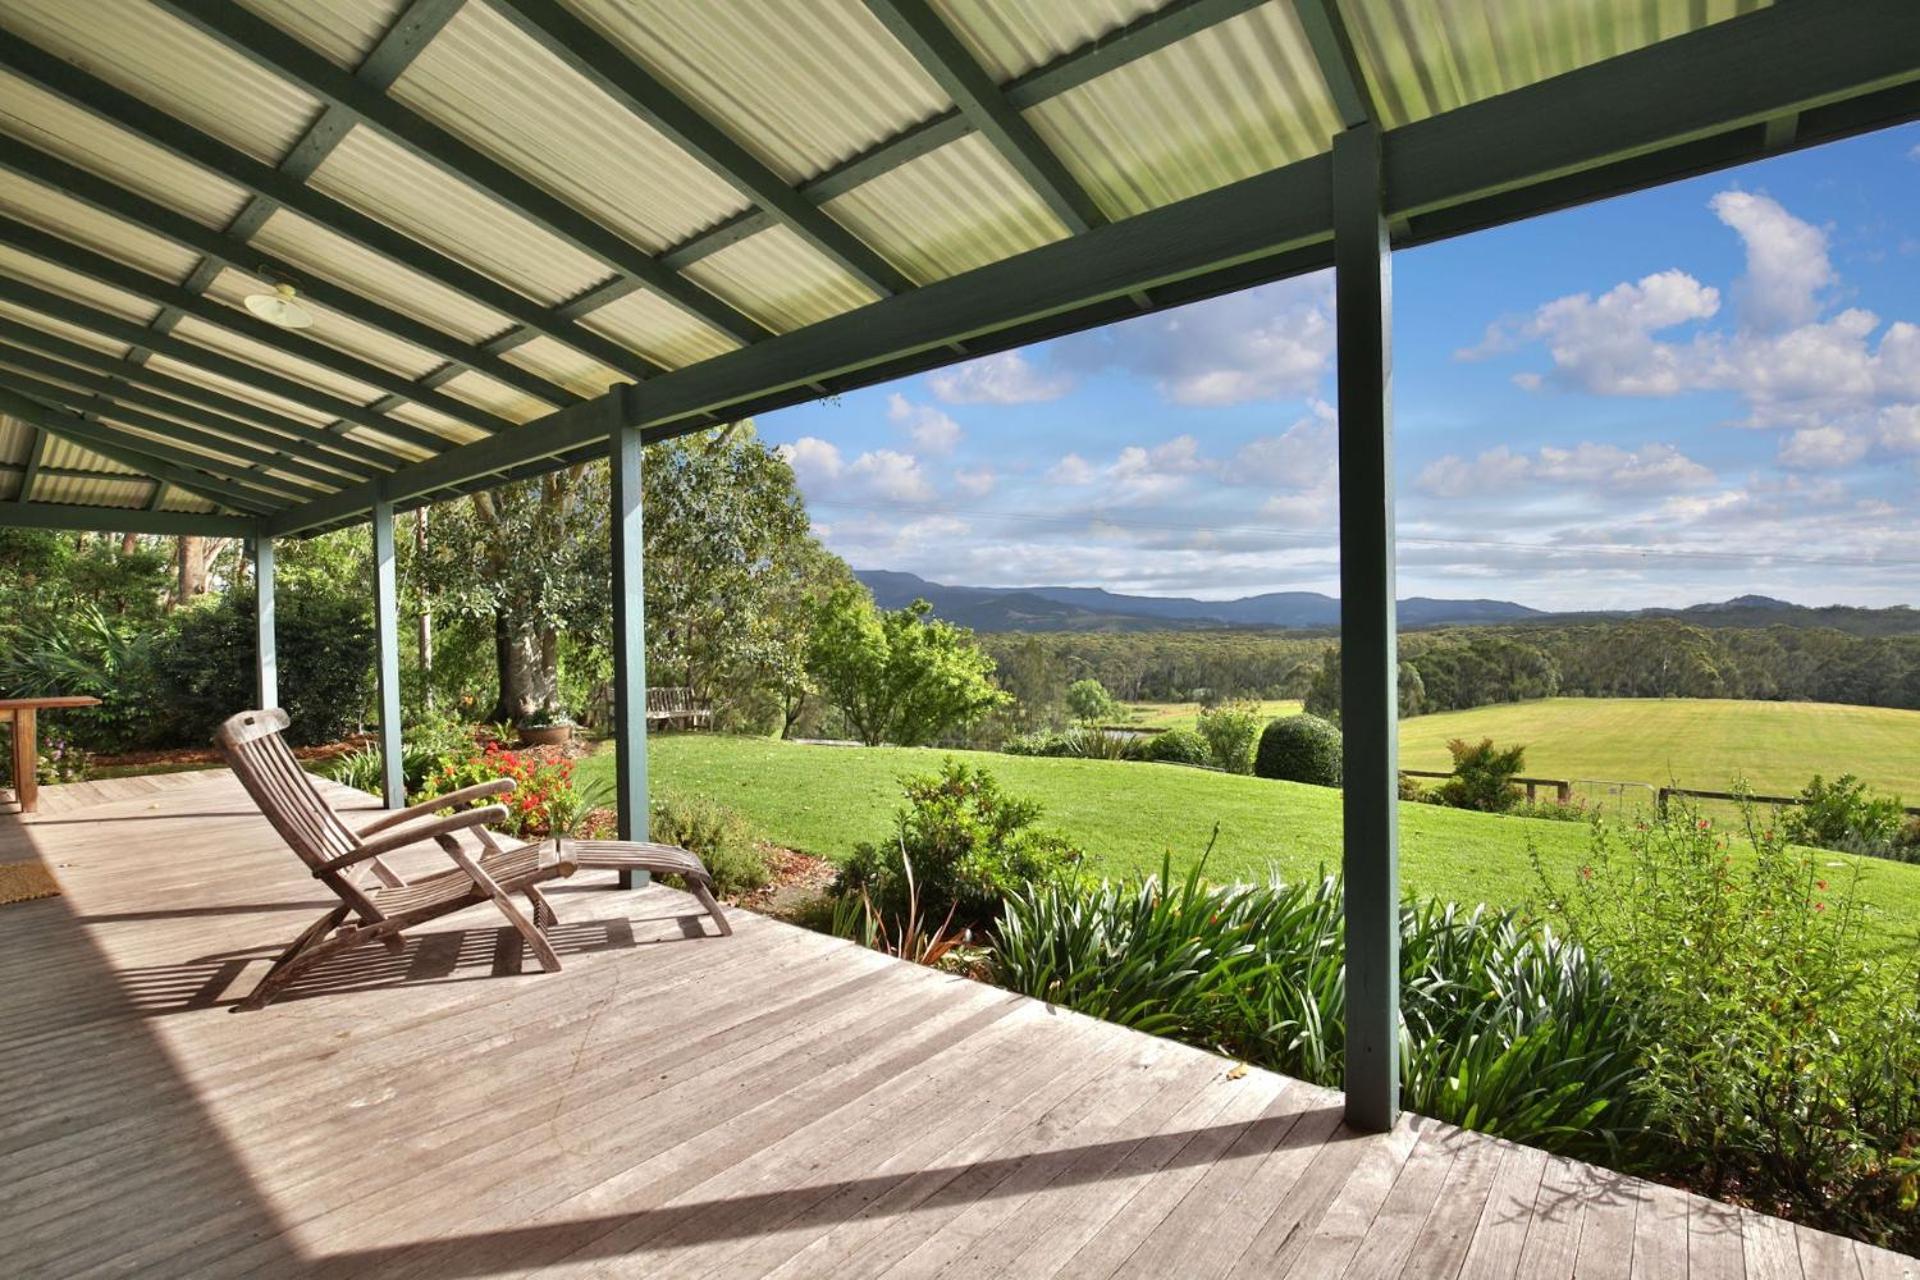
[761,124,1920,611]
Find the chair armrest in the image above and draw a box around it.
[316,804,511,874]
[355,779,515,836]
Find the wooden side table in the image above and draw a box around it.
[1,696,101,815]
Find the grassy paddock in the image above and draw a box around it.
[593,733,1920,951]
[1398,697,1920,800]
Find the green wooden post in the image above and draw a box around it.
[251,530,276,710]
[371,496,404,810]
[610,411,649,885]
[1334,121,1400,1134]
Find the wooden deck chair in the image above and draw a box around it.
[215,708,577,1011]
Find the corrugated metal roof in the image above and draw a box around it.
[681,225,880,333]
[170,313,386,405]
[31,473,154,508]
[562,0,951,185]
[0,70,251,230]
[577,286,741,371]
[203,266,445,381]
[38,436,140,476]
[155,485,219,513]
[345,407,464,457]
[930,0,1164,80]
[248,208,518,347]
[143,352,340,429]
[0,0,324,166]
[0,242,162,323]
[824,134,1067,284]
[435,368,557,426]
[235,0,410,71]
[1340,0,1771,129]
[0,412,34,464]
[499,335,626,399]
[1031,3,1342,219]
[309,123,612,307]
[0,472,17,501]
[0,169,202,283]
[393,0,751,254]
[0,300,133,359]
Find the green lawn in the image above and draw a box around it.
[1398,697,1920,800]
[1122,699,1303,732]
[591,733,1920,951]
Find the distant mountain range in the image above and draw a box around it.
[855,570,1543,632]
[855,573,1920,636]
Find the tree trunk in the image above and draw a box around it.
[492,608,559,723]
[175,535,208,606]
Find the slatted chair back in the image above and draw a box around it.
[214,708,362,874]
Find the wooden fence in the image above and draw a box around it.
[1400,769,1571,803]
[1655,785,1920,818]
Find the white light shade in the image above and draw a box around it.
[243,283,315,330]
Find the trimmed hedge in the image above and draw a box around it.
[1142,726,1210,766]
[1254,713,1343,786]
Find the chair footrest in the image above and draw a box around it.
[554,838,713,884]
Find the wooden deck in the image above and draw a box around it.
[1,770,1911,1279]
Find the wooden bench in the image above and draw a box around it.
[645,686,712,730]
[2,695,101,815]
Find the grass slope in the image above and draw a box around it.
[1123,699,1303,732]
[1398,697,1920,799]
[597,734,1920,950]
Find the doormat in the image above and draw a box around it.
[0,860,60,905]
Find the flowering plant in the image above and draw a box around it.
[418,742,580,839]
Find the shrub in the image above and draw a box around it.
[34,735,93,785]
[1535,797,1920,1250]
[1196,701,1263,775]
[1784,773,1908,859]
[320,745,385,795]
[1142,726,1210,767]
[1064,678,1116,725]
[1254,714,1343,786]
[1001,726,1140,761]
[1435,737,1526,812]
[994,855,1647,1162]
[152,587,376,747]
[1397,772,1426,801]
[835,759,1081,932]
[651,791,770,897]
[1511,796,1593,823]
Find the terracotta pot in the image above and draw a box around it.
[518,724,573,748]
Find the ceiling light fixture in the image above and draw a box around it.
[243,281,315,330]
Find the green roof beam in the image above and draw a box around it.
[0,501,253,536]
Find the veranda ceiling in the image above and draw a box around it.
[0,0,1912,537]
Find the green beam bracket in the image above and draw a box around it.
[252,531,277,711]
[1333,123,1399,1134]
[371,496,405,810]
[609,408,650,884]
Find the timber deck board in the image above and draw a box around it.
[0,769,1909,1279]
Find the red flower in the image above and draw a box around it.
[1579,865,1593,880]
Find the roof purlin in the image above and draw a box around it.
[0,37,662,384]
[0,275,450,454]
[488,0,914,299]
[0,317,397,478]
[0,385,283,513]
[154,0,775,348]
[0,214,519,437]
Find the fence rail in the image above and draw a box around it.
[1400,769,1571,803]
[1656,785,1920,818]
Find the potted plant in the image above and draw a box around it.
[517,707,575,748]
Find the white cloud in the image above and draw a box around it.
[1047,453,1095,485]
[1709,191,1833,331]
[847,449,933,501]
[953,466,996,497]
[1778,425,1868,469]
[777,436,931,502]
[776,436,843,484]
[1880,404,1920,452]
[1229,401,1337,488]
[928,351,1072,404]
[1419,442,1712,496]
[1057,274,1336,405]
[885,393,962,455]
